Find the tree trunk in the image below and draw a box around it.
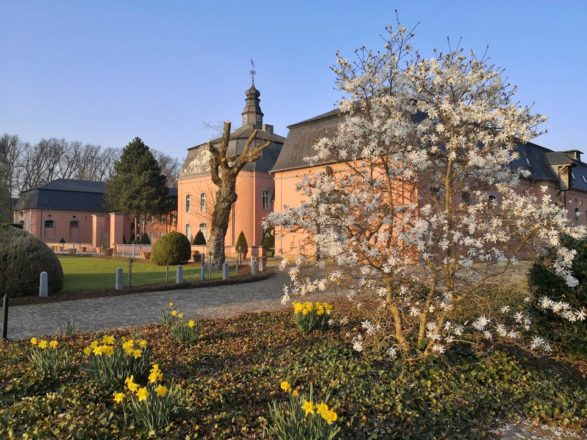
[209,177,237,268]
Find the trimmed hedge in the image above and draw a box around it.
[150,232,191,266]
[0,224,64,296]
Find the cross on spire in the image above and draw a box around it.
[249,59,256,85]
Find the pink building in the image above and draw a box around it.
[271,110,587,257]
[13,178,176,252]
[178,83,284,256]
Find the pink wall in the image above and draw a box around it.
[14,209,96,244]
[178,170,274,255]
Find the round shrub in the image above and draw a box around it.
[0,224,64,296]
[150,232,191,266]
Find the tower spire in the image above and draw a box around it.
[249,59,256,86]
[242,61,263,128]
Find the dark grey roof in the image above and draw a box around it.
[181,126,285,177]
[271,110,343,173]
[273,109,587,192]
[14,179,177,212]
[15,179,108,212]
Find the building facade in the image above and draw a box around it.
[271,110,587,257]
[177,83,284,256]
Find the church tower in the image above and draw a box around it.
[241,83,264,129]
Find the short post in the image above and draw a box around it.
[39,271,49,297]
[250,257,257,276]
[128,258,133,287]
[208,253,212,280]
[222,262,229,280]
[176,265,183,284]
[115,268,124,290]
[165,264,169,283]
[2,293,8,340]
[200,254,206,281]
[258,256,264,272]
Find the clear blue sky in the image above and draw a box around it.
[1,1,585,159]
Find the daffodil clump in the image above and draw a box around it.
[292,302,333,333]
[84,335,150,386]
[113,363,183,431]
[29,337,68,378]
[267,381,340,440]
[160,302,184,327]
[170,318,200,346]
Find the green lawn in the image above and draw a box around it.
[59,256,232,292]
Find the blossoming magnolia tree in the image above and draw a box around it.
[268,24,587,359]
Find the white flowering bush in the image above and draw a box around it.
[268,22,587,359]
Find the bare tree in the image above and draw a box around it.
[0,134,23,221]
[153,150,180,188]
[208,121,271,267]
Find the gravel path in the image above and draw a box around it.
[4,272,313,339]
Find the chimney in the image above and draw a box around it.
[563,150,582,162]
[262,123,273,134]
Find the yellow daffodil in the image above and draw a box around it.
[187,319,196,328]
[136,387,149,401]
[93,345,104,356]
[132,349,142,359]
[89,340,99,349]
[102,335,115,345]
[302,400,315,416]
[83,346,91,356]
[122,339,134,351]
[149,364,163,383]
[280,381,292,393]
[321,409,338,424]
[155,385,168,397]
[316,402,329,416]
[171,310,178,317]
[30,337,38,345]
[38,340,48,350]
[49,340,58,349]
[102,345,114,356]
[138,339,148,348]
[292,389,299,397]
[178,313,184,319]
[168,302,174,308]
[125,376,139,393]
[113,392,125,404]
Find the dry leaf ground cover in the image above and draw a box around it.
[1,301,585,439]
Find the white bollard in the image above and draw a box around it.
[250,257,257,275]
[115,268,124,290]
[222,262,229,280]
[258,256,264,272]
[176,265,183,283]
[39,272,48,297]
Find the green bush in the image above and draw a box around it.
[150,232,191,266]
[0,224,64,296]
[529,235,587,356]
[192,230,206,245]
[235,231,248,256]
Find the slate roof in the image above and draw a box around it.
[180,126,285,177]
[272,110,587,192]
[14,179,108,212]
[14,179,177,212]
[270,110,342,173]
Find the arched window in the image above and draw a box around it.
[186,194,191,212]
[200,193,206,212]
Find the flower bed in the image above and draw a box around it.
[0,302,585,438]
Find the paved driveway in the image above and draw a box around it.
[5,272,309,339]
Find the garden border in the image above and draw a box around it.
[9,270,275,307]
